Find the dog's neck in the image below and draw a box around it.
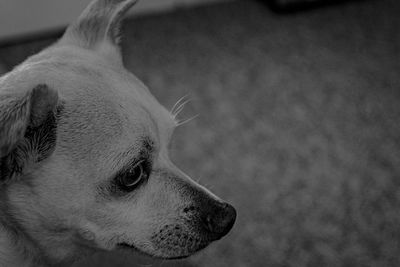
[0,225,38,267]
[0,193,44,267]
[0,231,21,267]
[0,184,92,267]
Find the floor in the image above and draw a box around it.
[1,0,400,266]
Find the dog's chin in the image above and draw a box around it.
[116,243,141,252]
[116,242,202,260]
[116,242,157,259]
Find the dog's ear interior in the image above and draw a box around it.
[0,84,60,184]
[60,0,137,58]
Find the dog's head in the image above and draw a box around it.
[0,0,235,264]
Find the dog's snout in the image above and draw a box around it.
[172,173,236,240]
[203,202,236,239]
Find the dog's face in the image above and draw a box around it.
[0,0,235,264]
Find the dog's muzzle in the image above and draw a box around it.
[143,173,237,258]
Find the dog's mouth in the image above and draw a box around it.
[117,242,140,251]
[116,242,192,260]
[116,242,153,257]
[114,202,236,259]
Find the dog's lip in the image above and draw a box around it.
[117,242,140,251]
[117,243,191,260]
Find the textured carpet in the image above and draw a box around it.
[1,0,400,266]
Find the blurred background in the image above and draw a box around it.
[1,0,400,266]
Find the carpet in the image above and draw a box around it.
[1,0,400,266]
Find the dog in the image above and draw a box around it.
[0,0,236,266]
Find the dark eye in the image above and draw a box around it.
[118,160,148,191]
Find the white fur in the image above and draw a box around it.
[0,0,234,266]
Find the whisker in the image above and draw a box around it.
[172,98,193,118]
[202,182,215,191]
[194,178,215,191]
[196,176,203,183]
[170,94,190,116]
[177,114,199,126]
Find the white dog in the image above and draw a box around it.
[0,1,236,266]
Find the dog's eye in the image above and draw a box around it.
[118,160,148,190]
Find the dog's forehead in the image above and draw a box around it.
[67,65,173,143]
[114,70,177,145]
[21,47,176,161]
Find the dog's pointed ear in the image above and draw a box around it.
[0,84,60,183]
[60,0,138,57]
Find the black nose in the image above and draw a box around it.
[203,202,236,239]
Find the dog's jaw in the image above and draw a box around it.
[0,186,49,267]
